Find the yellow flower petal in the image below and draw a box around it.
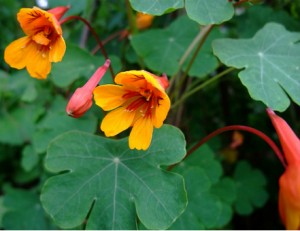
[49,36,66,62]
[26,44,51,79]
[4,36,31,69]
[101,107,135,137]
[152,93,171,128]
[129,117,153,150]
[94,85,127,111]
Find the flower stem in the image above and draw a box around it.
[60,15,115,79]
[171,67,235,109]
[168,125,286,170]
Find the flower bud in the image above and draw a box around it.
[47,5,70,21]
[66,59,110,118]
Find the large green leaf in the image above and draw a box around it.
[213,23,300,112]
[50,44,121,88]
[131,16,219,77]
[185,0,234,25]
[232,161,268,215]
[170,145,235,229]
[129,0,184,15]
[41,125,187,230]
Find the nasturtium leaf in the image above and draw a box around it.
[131,16,220,77]
[0,197,7,228]
[232,161,268,215]
[2,187,56,230]
[21,145,39,172]
[32,96,98,154]
[41,125,187,230]
[50,44,121,88]
[170,144,235,229]
[129,0,184,15]
[212,23,300,112]
[185,0,234,25]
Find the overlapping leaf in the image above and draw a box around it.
[170,145,235,229]
[185,0,234,25]
[41,125,187,230]
[129,0,184,15]
[213,23,300,112]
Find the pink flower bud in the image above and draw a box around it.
[66,59,110,118]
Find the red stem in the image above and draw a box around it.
[168,125,286,170]
[60,15,115,80]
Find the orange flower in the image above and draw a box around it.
[136,12,154,30]
[66,59,110,118]
[4,6,68,79]
[93,70,170,150]
[267,108,300,229]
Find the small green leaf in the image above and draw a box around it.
[185,0,234,25]
[131,16,219,77]
[50,44,121,88]
[21,145,39,172]
[41,125,187,230]
[0,104,44,145]
[213,22,300,112]
[2,188,56,230]
[129,0,184,15]
[232,161,268,215]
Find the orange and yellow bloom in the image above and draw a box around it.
[4,6,68,79]
[136,12,154,30]
[267,108,300,230]
[93,70,170,150]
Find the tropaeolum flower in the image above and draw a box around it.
[93,70,170,150]
[267,108,300,230]
[4,6,68,79]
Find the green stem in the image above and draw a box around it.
[171,67,235,109]
[60,15,115,80]
[168,125,286,171]
[125,0,137,34]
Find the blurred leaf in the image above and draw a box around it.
[21,145,39,172]
[41,125,187,230]
[213,22,300,112]
[170,144,235,229]
[131,16,219,77]
[0,104,44,145]
[129,0,184,15]
[0,196,7,228]
[185,0,234,25]
[32,96,98,154]
[50,44,121,87]
[2,187,56,230]
[48,0,89,16]
[234,5,300,38]
[233,161,268,215]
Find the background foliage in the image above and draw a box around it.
[1,0,299,229]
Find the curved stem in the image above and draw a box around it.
[171,67,235,109]
[60,15,115,79]
[168,125,286,171]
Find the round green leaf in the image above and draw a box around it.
[41,125,187,230]
[185,0,234,25]
[213,22,300,112]
[129,0,184,15]
[232,161,268,215]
